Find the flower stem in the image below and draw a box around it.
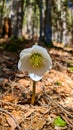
[31,81,36,105]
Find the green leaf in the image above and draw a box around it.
[54,116,67,127]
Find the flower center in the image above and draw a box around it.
[30,53,43,68]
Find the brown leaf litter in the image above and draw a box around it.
[0,46,73,130]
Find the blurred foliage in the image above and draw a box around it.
[2,42,20,52]
[2,37,25,52]
[69,67,73,71]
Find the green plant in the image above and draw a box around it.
[54,81,62,86]
[69,67,73,71]
[54,116,67,127]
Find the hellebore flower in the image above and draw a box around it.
[18,45,52,105]
[18,45,52,81]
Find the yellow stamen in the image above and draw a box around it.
[30,53,43,68]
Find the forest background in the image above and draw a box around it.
[0,0,73,47]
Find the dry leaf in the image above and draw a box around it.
[6,115,17,130]
[24,109,35,118]
[18,79,30,87]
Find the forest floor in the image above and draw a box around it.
[0,38,73,130]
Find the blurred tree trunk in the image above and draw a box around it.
[44,0,53,46]
[0,0,5,27]
[71,9,73,44]
[39,0,43,41]
[12,0,24,38]
[25,1,33,39]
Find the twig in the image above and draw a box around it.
[67,82,73,90]
[43,93,73,127]
[0,108,20,130]
[43,86,73,119]
[44,93,73,119]
[60,114,73,128]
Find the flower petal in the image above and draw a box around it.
[31,45,48,55]
[20,47,32,58]
[29,73,42,81]
[18,55,31,72]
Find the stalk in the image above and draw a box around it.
[31,81,36,105]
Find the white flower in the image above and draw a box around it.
[18,45,52,81]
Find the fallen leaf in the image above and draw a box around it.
[6,115,17,130]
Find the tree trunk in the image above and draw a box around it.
[12,0,24,38]
[0,0,5,27]
[44,0,52,46]
[39,0,43,41]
